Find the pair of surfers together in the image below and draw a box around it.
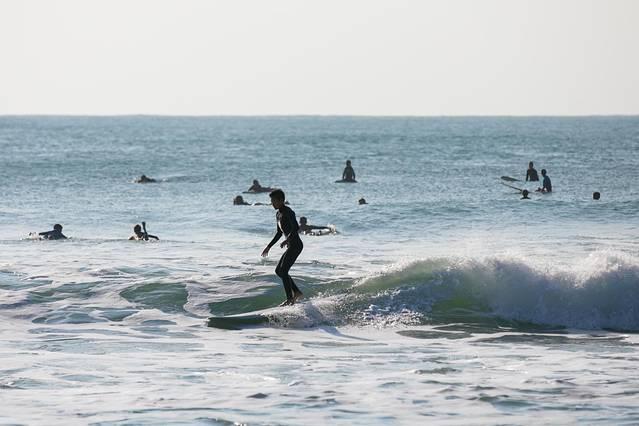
[248,159,357,193]
[524,161,552,193]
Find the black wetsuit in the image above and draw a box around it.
[526,168,539,182]
[342,166,356,182]
[38,230,67,240]
[267,206,303,300]
[542,175,552,192]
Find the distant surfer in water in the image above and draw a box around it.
[298,217,333,234]
[247,179,275,193]
[526,162,539,182]
[233,195,250,205]
[593,191,601,200]
[233,195,268,205]
[135,174,157,183]
[129,222,159,241]
[39,224,67,240]
[358,197,367,205]
[521,189,530,199]
[261,189,303,306]
[537,169,552,193]
[342,160,356,182]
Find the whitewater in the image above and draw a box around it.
[1,116,638,424]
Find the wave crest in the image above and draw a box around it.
[251,254,639,331]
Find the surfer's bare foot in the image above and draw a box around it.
[292,291,303,304]
[279,299,292,307]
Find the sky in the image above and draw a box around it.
[1,0,638,116]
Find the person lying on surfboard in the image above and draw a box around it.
[233,195,250,205]
[298,217,333,234]
[135,174,157,183]
[526,161,539,182]
[261,189,304,306]
[39,224,67,240]
[129,222,159,241]
[246,179,276,193]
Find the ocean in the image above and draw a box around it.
[1,116,638,424]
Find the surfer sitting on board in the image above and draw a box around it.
[129,222,159,241]
[342,159,356,182]
[261,189,304,306]
[537,169,552,193]
[39,224,67,240]
[526,161,539,182]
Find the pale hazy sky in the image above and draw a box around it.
[1,0,637,115]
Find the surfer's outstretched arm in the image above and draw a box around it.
[261,228,282,257]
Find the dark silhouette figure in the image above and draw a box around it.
[261,189,303,306]
[593,192,601,200]
[537,169,552,193]
[246,179,275,193]
[298,217,332,234]
[39,224,67,240]
[129,222,159,241]
[521,189,530,200]
[233,195,250,205]
[342,160,356,182]
[526,162,539,182]
[135,174,157,183]
[358,197,367,205]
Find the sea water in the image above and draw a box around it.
[0,116,638,424]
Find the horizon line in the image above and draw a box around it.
[2,113,639,118]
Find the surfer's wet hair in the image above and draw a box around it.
[269,189,285,201]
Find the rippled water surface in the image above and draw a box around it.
[1,116,638,424]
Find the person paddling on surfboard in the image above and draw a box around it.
[129,222,159,241]
[298,217,333,235]
[526,161,539,182]
[247,179,276,193]
[261,189,304,306]
[135,174,157,183]
[39,224,67,240]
